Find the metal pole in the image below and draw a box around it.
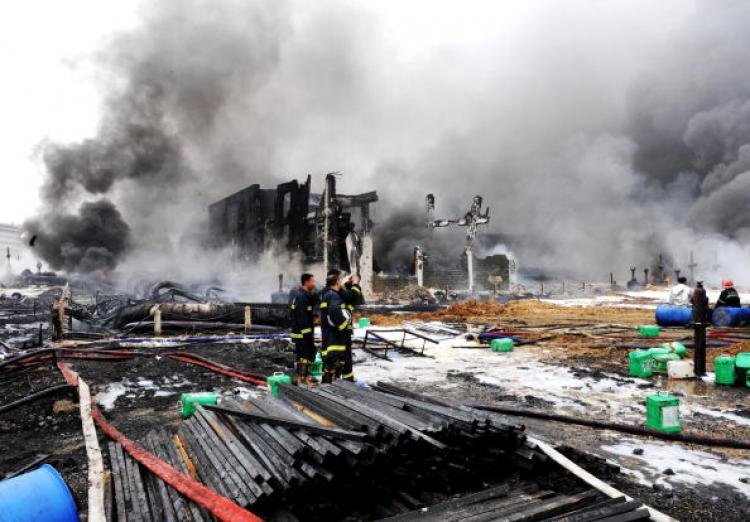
[692,282,708,376]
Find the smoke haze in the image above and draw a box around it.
[23,0,750,286]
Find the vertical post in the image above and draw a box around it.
[692,281,708,376]
[151,305,162,336]
[540,281,544,295]
[466,246,474,295]
[244,306,252,334]
[414,246,424,288]
[610,272,614,289]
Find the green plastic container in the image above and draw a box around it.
[736,352,750,369]
[311,353,323,377]
[266,372,292,397]
[652,353,681,373]
[180,392,217,418]
[714,355,736,385]
[490,338,514,352]
[639,325,660,337]
[628,350,653,378]
[358,317,371,328]
[648,346,670,356]
[646,393,681,433]
[660,341,687,358]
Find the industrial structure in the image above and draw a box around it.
[209,175,514,298]
[209,174,378,293]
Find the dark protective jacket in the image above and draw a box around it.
[320,282,363,340]
[717,287,741,308]
[320,288,351,356]
[340,282,364,309]
[290,288,318,339]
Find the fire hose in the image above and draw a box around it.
[56,362,263,522]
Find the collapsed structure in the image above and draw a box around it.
[209,174,515,299]
[209,174,377,294]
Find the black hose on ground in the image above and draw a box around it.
[0,348,55,371]
[0,383,74,415]
[472,404,750,450]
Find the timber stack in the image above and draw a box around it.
[106,382,651,521]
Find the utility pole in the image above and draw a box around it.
[658,254,665,284]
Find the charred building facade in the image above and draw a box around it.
[209,175,515,299]
[209,174,378,293]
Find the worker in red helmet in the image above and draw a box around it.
[716,279,741,308]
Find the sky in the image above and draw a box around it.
[0,1,140,224]
[0,0,693,225]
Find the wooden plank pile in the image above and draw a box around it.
[379,485,650,521]
[105,382,648,521]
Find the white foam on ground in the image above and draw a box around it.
[355,336,653,419]
[688,405,750,427]
[97,382,128,410]
[601,438,750,497]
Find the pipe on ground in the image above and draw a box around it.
[473,404,750,450]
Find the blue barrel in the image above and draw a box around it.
[712,307,750,327]
[0,464,78,522]
[655,305,692,326]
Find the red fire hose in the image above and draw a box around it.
[57,362,264,522]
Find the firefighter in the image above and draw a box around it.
[290,273,318,384]
[318,269,339,373]
[716,279,741,308]
[320,272,352,383]
[339,274,364,381]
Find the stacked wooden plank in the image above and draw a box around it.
[379,486,650,521]
[105,382,649,521]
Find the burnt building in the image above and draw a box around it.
[209,174,378,293]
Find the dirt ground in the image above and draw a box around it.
[369,299,654,326]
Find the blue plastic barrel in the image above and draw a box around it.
[655,305,692,327]
[712,307,750,327]
[0,464,78,522]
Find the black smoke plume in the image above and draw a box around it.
[22,1,750,285]
[25,200,130,272]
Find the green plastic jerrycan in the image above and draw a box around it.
[180,392,218,418]
[652,353,681,373]
[646,393,681,433]
[661,341,688,358]
[629,350,653,378]
[639,325,660,337]
[266,372,292,397]
[491,338,514,352]
[714,355,736,385]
